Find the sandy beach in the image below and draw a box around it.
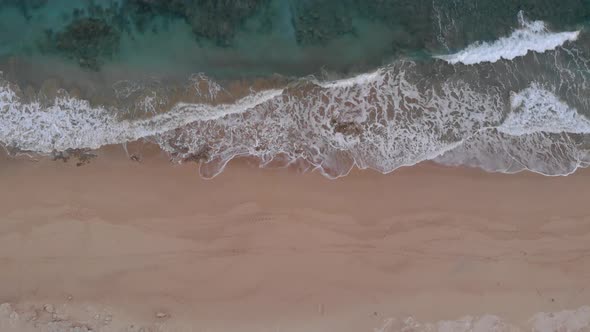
[2,2,590,331]
[0,145,589,332]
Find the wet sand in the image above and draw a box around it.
[0,145,589,331]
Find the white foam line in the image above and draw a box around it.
[318,69,382,89]
[436,11,581,65]
[0,66,385,155]
[350,84,590,179]
[0,85,283,153]
[130,89,282,135]
[500,83,590,135]
[2,64,590,179]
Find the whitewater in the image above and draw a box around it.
[0,13,588,178]
[435,11,581,65]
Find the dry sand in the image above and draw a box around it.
[0,145,589,332]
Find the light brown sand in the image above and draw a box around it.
[0,145,589,332]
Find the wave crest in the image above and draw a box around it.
[435,11,581,65]
[1,37,589,179]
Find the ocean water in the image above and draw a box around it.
[0,0,589,178]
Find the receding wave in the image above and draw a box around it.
[1,11,589,179]
[0,77,282,154]
[435,11,581,65]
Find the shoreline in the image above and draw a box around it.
[1,145,590,331]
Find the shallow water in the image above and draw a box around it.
[1,1,590,178]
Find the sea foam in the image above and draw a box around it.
[436,84,590,176]
[436,11,580,65]
[1,39,589,179]
[500,83,590,135]
[0,76,282,153]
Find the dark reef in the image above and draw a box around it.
[51,18,121,70]
[122,0,270,45]
[0,0,589,73]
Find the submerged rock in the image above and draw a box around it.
[122,0,269,46]
[291,0,356,45]
[188,0,269,46]
[331,119,363,136]
[52,18,121,70]
[181,146,211,164]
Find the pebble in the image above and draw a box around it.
[9,311,19,322]
[155,311,168,319]
[0,303,13,315]
[44,304,55,313]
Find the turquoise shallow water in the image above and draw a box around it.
[1,0,589,78]
[1,1,590,178]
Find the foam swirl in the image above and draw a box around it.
[436,11,580,65]
[1,30,589,179]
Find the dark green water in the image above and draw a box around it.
[1,0,589,78]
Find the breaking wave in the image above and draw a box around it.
[1,68,589,178]
[1,11,589,179]
[0,77,282,154]
[435,11,581,65]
